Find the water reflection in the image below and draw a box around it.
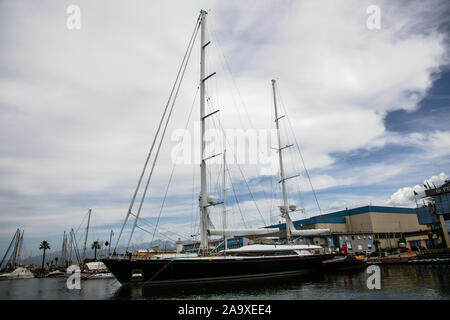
[113,271,326,300]
[0,265,449,299]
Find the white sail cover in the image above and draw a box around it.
[290,228,330,236]
[285,215,330,236]
[208,228,280,237]
[223,244,322,253]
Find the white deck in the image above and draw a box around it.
[145,244,324,260]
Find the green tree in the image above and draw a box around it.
[91,241,101,260]
[39,241,51,270]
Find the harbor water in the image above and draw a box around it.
[1,264,449,300]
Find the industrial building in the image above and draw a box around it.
[415,180,450,249]
[270,205,431,254]
[184,202,450,254]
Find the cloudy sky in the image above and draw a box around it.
[1,0,449,257]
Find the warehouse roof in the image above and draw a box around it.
[269,205,416,230]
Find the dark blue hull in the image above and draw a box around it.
[102,254,334,285]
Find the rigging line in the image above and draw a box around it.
[275,82,322,214]
[270,169,274,225]
[204,98,225,203]
[133,213,190,242]
[148,260,175,282]
[286,135,306,213]
[208,20,273,209]
[74,210,89,235]
[126,18,200,250]
[226,166,248,228]
[190,152,196,237]
[208,19,256,130]
[204,94,266,225]
[150,86,199,247]
[135,224,176,243]
[114,15,201,252]
[208,92,267,226]
[204,107,250,228]
[0,230,18,268]
[131,211,190,241]
[212,114,268,226]
[216,163,223,200]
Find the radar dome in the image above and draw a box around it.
[207,195,216,205]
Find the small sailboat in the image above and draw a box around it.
[0,229,25,272]
[103,10,334,285]
[47,270,65,277]
[0,267,34,280]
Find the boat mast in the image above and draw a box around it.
[222,148,228,251]
[60,231,67,267]
[271,79,293,243]
[68,229,73,264]
[82,208,92,261]
[11,229,20,269]
[199,10,209,256]
[16,229,24,267]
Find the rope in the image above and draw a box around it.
[0,230,19,268]
[134,224,177,243]
[150,86,200,246]
[114,14,201,252]
[131,213,191,242]
[149,259,174,282]
[209,18,273,211]
[211,114,267,226]
[126,16,201,249]
[275,82,323,214]
[227,167,248,228]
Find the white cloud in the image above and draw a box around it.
[385,172,448,206]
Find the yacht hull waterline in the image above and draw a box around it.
[102,254,334,285]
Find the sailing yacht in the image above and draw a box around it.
[102,10,334,285]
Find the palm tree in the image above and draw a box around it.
[39,241,51,271]
[91,241,101,260]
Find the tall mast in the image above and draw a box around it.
[222,148,228,251]
[16,230,24,267]
[199,10,209,255]
[271,79,292,243]
[11,229,20,269]
[82,208,92,261]
[61,231,67,267]
[68,229,73,264]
